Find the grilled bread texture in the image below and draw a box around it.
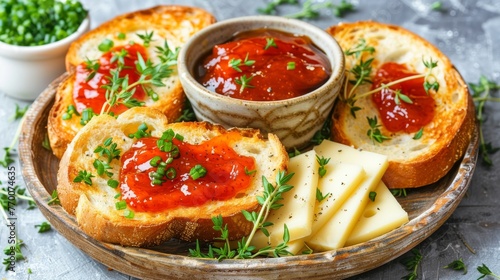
[47,5,216,158]
[327,21,475,189]
[57,107,288,247]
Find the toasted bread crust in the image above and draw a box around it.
[47,5,216,159]
[57,107,288,247]
[327,21,475,189]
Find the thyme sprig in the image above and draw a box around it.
[400,248,423,280]
[342,39,440,118]
[367,116,391,143]
[98,36,179,114]
[469,76,500,165]
[257,0,299,15]
[284,0,355,19]
[477,263,500,279]
[444,258,467,274]
[189,171,295,259]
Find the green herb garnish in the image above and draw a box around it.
[2,238,25,271]
[367,116,390,143]
[413,128,424,140]
[264,38,277,50]
[368,191,377,202]
[229,53,255,72]
[444,258,467,274]
[469,76,500,165]
[316,188,330,202]
[47,190,60,205]
[35,221,52,233]
[257,0,299,15]
[98,38,114,52]
[235,74,255,92]
[477,263,500,279]
[190,165,207,180]
[73,170,95,186]
[400,248,423,280]
[189,171,295,259]
[316,155,330,178]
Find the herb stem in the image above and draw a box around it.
[0,190,35,203]
[352,73,426,101]
[236,184,278,258]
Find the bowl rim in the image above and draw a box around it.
[178,15,345,106]
[0,15,90,54]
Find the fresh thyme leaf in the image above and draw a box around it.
[287,61,296,70]
[366,116,390,143]
[400,248,423,280]
[413,128,424,140]
[477,263,500,279]
[42,133,51,151]
[47,190,60,205]
[0,147,14,168]
[98,38,114,52]
[128,123,151,139]
[35,221,52,233]
[229,58,243,72]
[3,238,25,271]
[288,147,302,158]
[344,38,375,58]
[94,137,121,163]
[235,74,255,92]
[93,159,113,177]
[431,1,443,11]
[444,258,467,275]
[137,30,155,47]
[257,0,299,15]
[393,88,413,105]
[469,75,500,166]
[11,104,29,120]
[316,155,330,178]
[390,188,407,197]
[316,188,330,202]
[264,37,277,50]
[368,191,377,202]
[73,170,95,186]
[245,167,257,176]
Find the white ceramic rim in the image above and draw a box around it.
[178,15,345,107]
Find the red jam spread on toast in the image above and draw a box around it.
[119,131,256,212]
[371,62,435,133]
[196,29,331,101]
[73,44,148,115]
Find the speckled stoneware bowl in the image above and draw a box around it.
[177,15,345,150]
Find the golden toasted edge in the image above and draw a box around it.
[327,21,476,188]
[65,5,217,71]
[58,108,288,246]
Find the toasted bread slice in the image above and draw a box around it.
[327,21,475,189]
[57,107,288,247]
[47,5,216,158]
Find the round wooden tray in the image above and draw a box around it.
[19,73,479,280]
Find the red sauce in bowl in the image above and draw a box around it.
[371,62,435,133]
[73,44,148,115]
[196,29,331,101]
[119,131,256,213]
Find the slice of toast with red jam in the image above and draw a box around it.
[47,5,216,158]
[57,107,288,247]
[327,21,475,189]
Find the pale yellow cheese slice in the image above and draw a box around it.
[345,181,409,246]
[286,162,365,255]
[306,140,388,251]
[251,150,319,249]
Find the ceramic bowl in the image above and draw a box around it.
[0,16,90,101]
[178,15,345,150]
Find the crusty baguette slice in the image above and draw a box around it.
[327,21,475,189]
[47,5,216,159]
[57,107,288,247]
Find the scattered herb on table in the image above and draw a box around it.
[257,0,299,15]
[2,238,25,271]
[444,258,467,274]
[400,248,423,280]
[35,221,52,233]
[477,263,500,279]
[469,76,500,165]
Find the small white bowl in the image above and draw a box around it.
[178,15,345,150]
[0,16,90,101]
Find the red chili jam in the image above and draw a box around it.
[73,44,148,115]
[119,132,256,212]
[196,29,331,101]
[371,62,435,133]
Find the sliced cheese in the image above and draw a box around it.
[286,162,365,255]
[306,140,388,251]
[345,181,409,246]
[251,150,319,249]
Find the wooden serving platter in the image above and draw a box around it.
[19,73,479,279]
